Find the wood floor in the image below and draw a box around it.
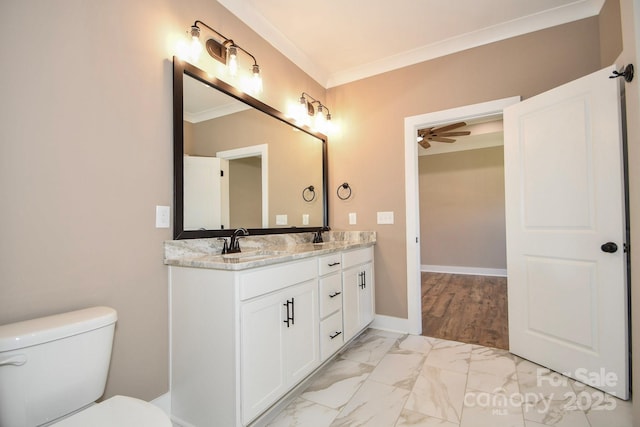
[421,272,509,350]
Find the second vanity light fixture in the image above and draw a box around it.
[188,20,263,93]
[298,92,332,134]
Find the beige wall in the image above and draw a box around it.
[327,17,602,318]
[0,0,323,401]
[419,147,506,269]
[599,0,624,66]
[229,157,262,228]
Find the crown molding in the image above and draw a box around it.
[218,0,605,88]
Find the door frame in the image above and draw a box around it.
[403,96,520,335]
[217,144,269,228]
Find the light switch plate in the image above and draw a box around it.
[156,206,170,228]
[377,211,394,225]
[302,214,309,225]
[276,214,288,225]
[349,212,357,225]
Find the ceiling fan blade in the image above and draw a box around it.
[429,137,456,143]
[418,139,431,149]
[434,131,471,137]
[432,122,467,133]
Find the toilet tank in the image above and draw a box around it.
[0,307,117,427]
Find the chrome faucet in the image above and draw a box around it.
[228,228,249,254]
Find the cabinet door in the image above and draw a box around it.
[240,291,287,424]
[284,280,320,384]
[342,263,374,342]
[359,262,374,328]
[342,266,361,342]
[240,280,320,424]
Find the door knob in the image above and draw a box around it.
[601,242,618,253]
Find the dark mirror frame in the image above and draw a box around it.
[173,57,329,239]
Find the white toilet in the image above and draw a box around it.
[0,307,172,427]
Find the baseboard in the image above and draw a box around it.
[151,392,171,415]
[370,314,415,334]
[421,264,507,277]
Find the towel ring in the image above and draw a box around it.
[302,185,316,202]
[337,182,352,200]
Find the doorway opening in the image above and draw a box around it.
[417,117,509,348]
[403,96,520,337]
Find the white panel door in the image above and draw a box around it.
[504,66,628,398]
[183,155,225,230]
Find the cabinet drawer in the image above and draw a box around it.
[319,274,342,318]
[342,246,373,269]
[318,253,342,276]
[320,310,343,361]
[240,258,316,300]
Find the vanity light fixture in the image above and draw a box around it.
[298,92,332,133]
[188,20,263,93]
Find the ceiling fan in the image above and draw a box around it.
[417,122,470,149]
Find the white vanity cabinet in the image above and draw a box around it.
[169,244,374,427]
[342,247,375,342]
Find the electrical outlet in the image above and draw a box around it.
[302,214,309,225]
[156,206,170,228]
[349,212,357,225]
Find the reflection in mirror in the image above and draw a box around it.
[174,58,328,239]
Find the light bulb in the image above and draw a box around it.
[189,26,202,62]
[315,105,326,133]
[228,46,238,76]
[251,64,263,94]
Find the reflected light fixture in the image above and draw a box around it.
[298,92,332,133]
[187,20,263,93]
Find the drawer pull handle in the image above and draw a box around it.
[329,331,342,340]
[329,291,342,298]
[328,262,341,267]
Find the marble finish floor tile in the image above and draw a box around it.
[330,380,409,427]
[267,397,339,427]
[368,351,426,390]
[266,329,633,427]
[339,329,399,366]
[301,358,374,409]
[423,340,474,374]
[405,366,467,423]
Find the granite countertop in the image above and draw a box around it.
[164,231,376,271]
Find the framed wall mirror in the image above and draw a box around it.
[173,58,328,239]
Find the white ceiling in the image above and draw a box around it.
[217,0,605,88]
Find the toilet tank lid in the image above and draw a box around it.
[0,306,117,352]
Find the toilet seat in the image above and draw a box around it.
[51,395,172,427]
